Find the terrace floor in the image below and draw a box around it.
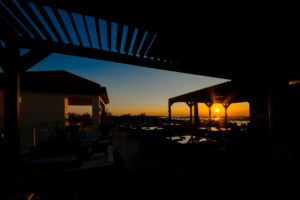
[4,128,300,199]
[110,129,300,199]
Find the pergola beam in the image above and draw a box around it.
[1,46,51,72]
[17,48,51,72]
[14,37,179,72]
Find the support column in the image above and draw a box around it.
[194,102,199,125]
[1,41,51,185]
[186,102,193,122]
[267,79,289,144]
[3,71,21,156]
[223,102,231,128]
[190,104,193,122]
[205,102,213,124]
[92,96,100,131]
[246,78,289,149]
[1,70,23,185]
[168,100,173,123]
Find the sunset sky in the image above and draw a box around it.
[0,5,250,118]
[19,52,250,117]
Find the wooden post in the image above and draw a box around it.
[186,102,193,122]
[0,41,50,184]
[205,102,213,125]
[3,71,21,157]
[267,79,289,143]
[2,70,22,184]
[223,103,231,129]
[168,101,172,123]
[92,96,100,131]
[0,42,24,184]
[190,104,193,122]
[194,102,199,125]
[32,128,36,147]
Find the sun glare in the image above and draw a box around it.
[216,108,220,112]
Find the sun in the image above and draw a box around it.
[215,108,220,112]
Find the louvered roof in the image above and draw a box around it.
[0,1,298,80]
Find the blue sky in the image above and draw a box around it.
[27,53,228,116]
[0,1,251,116]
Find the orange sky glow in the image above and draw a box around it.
[169,102,249,117]
[30,53,250,118]
[69,102,249,117]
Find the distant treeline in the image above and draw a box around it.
[110,114,167,127]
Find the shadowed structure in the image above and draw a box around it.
[169,81,250,125]
[0,0,299,190]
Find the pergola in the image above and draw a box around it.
[0,0,299,181]
[168,81,251,125]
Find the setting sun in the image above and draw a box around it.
[216,108,220,112]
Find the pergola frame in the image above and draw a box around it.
[168,81,251,125]
[0,0,298,184]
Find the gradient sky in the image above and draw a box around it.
[21,53,248,116]
[0,4,249,117]
[0,3,251,117]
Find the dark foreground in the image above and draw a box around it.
[2,130,300,199]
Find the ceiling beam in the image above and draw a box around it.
[15,37,182,73]
[17,48,51,71]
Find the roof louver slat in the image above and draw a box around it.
[16,0,52,40]
[9,0,44,39]
[143,33,157,58]
[43,6,70,44]
[82,15,92,48]
[0,14,21,37]
[136,31,148,57]
[27,2,58,42]
[56,9,80,46]
[68,11,83,46]
[53,8,74,45]
[84,15,99,49]
[98,19,109,51]
[32,3,63,42]
[0,0,31,37]
[95,18,102,50]
[119,25,128,54]
[128,28,138,56]
[70,12,90,48]
[0,1,168,72]
[110,22,118,53]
